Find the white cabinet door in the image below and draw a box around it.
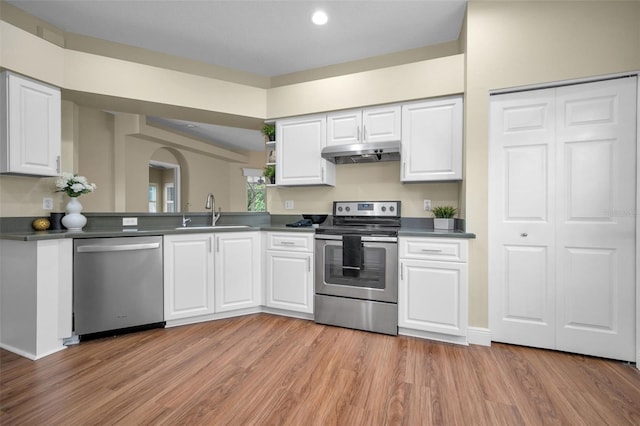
[362,105,401,143]
[276,114,335,186]
[399,259,468,336]
[327,109,361,146]
[401,96,462,182]
[327,106,401,146]
[214,232,261,312]
[1,71,61,176]
[164,234,215,321]
[265,251,313,313]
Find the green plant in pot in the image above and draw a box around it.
[264,165,275,184]
[432,205,457,230]
[262,123,276,142]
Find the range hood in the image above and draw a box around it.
[321,141,401,164]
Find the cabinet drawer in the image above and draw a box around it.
[267,232,314,252]
[399,237,468,262]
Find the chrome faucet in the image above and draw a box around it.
[181,215,191,227]
[205,193,221,226]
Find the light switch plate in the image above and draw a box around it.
[43,197,53,210]
[122,217,138,226]
[423,199,431,211]
[284,200,294,210]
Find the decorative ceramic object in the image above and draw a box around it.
[61,197,87,231]
[32,218,51,231]
[434,218,455,230]
[49,212,65,230]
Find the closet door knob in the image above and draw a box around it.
[520,233,528,237]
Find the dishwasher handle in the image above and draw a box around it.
[76,242,161,253]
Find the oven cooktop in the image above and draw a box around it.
[316,201,401,236]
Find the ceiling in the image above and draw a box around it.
[6,0,468,152]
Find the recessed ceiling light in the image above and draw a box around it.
[312,10,328,26]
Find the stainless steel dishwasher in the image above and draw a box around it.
[73,236,164,337]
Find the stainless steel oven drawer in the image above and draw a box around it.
[314,294,398,335]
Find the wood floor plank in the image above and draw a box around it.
[2,313,640,425]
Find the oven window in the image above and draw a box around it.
[324,244,386,289]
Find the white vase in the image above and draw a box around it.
[61,197,87,231]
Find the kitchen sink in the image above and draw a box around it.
[175,225,251,230]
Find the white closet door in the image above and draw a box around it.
[490,76,637,361]
[489,89,557,349]
[554,77,637,361]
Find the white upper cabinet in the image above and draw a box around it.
[1,71,61,176]
[327,105,401,146]
[276,114,335,186]
[401,96,463,182]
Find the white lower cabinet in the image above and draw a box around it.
[164,232,261,323]
[164,233,215,321]
[398,237,468,343]
[214,232,261,312]
[265,232,314,315]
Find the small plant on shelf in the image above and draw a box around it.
[262,124,276,142]
[432,205,457,230]
[264,165,275,184]
[432,205,457,218]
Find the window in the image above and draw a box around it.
[243,167,266,212]
[164,183,175,212]
[148,184,158,212]
[247,176,266,212]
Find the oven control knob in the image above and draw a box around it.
[381,206,386,212]
[390,206,395,212]
[338,206,343,212]
[345,206,351,212]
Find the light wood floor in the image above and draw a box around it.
[2,313,639,425]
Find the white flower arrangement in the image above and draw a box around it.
[55,172,96,197]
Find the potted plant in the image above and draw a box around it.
[264,165,275,184]
[432,205,457,230]
[262,123,276,142]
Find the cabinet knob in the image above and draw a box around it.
[520,233,528,237]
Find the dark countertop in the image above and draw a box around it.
[0,224,474,241]
[0,213,474,241]
[399,228,476,239]
[0,225,317,241]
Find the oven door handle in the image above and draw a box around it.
[314,234,343,241]
[341,265,361,271]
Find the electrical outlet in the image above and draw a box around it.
[122,217,138,226]
[284,200,294,210]
[423,199,431,211]
[43,197,53,210]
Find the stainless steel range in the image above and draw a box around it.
[314,201,400,335]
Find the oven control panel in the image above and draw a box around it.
[333,201,400,217]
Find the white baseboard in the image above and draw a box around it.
[261,307,313,321]
[467,327,492,346]
[0,342,67,360]
[398,328,469,345]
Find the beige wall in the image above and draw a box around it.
[65,105,264,214]
[267,54,465,118]
[464,1,640,328]
[267,162,460,217]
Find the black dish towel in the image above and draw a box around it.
[342,235,362,278]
